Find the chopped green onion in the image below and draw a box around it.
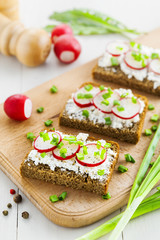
[40,132,50,141]
[102,92,111,99]
[94,151,100,157]
[26,132,36,142]
[50,85,58,93]
[37,107,44,113]
[84,93,93,99]
[58,191,67,201]
[60,148,67,158]
[76,152,84,160]
[104,142,111,148]
[84,84,93,91]
[63,135,77,141]
[102,192,111,200]
[44,120,53,126]
[121,92,129,98]
[76,141,84,146]
[97,169,105,176]
[148,104,155,110]
[77,93,84,99]
[116,46,123,51]
[50,135,59,145]
[83,146,88,155]
[145,129,152,136]
[137,43,141,50]
[57,142,64,149]
[132,96,137,104]
[105,117,112,125]
[82,110,89,118]
[99,85,105,91]
[125,154,135,163]
[113,100,120,106]
[97,141,101,149]
[40,152,46,158]
[110,57,119,66]
[130,41,135,47]
[101,100,109,106]
[118,165,128,173]
[151,114,159,122]
[151,125,158,132]
[100,148,106,160]
[117,106,124,111]
[49,195,59,203]
[151,53,159,59]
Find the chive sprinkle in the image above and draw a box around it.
[60,148,67,158]
[151,53,159,59]
[84,84,93,91]
[130,41,135,47]
[27,132,36,142]
[117,106,124,111]
[44,120,53,126]
[110,57,119,66]
[82,110,89,118]
[121,92,129,98]
[132,96,137,104]
[50,85,58,93]
[125,154,135,163]
[151,125,158,132]
[104,142,111,148]
[99,85,105,91]
[58,192,67,201]
[118,165,128,173]
[102,192,111,200]
[83,146,88,155]
[49,195,59,203]
[101,100,109,106]
[113,100,120,106]
[148,104,155,110]
[40,152,46,158]
[145,129,152,136]
[57,142,64,149]
[105,117,112,125]
[100,148,106,160]
[97,141,101,149]
[37,107,44,113]
[97,169,105,176]
[94,151,100,157]
[40,132,50,141]
[76,152,84,160]
[151,114,159,122]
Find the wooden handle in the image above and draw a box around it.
[0,13,51,67]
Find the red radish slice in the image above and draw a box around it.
[4,94,32,121]
[150,59,160,75]
[76,143,107,167]
[34,131,62,153]
[51,24,73,44]
[106,41,129,57]
[54,34,81,64]
[124,51,148,70]
[73,86,97,108]
[93,89,120,114]
[52,140,80,160]
[112,97,141,120]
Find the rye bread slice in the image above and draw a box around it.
[59,82,148,144]
[92,64,160,96]
[20,136,119,195]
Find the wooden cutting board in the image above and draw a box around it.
[0,28,160,228]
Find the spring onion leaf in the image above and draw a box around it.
[145,129,152,136]
[132,96,137,104]
[151,125,158,132]
[102,192,111,199]
[58,191,67,201]
[94,151,100,157]
[113,100,120,106]
[110,57,119,66]
[40,132,50,142]
[27,132,36,142]
[97,141,101,149]
[105,117,112,125]
[101,99,109,106]
[125,154,135,163]
[118,165,128,173]
[121,92,129,98]
[83,146,88,155]
[148,104,155,110]
[37,107,44,113]
[100,149,106,160]
[50,85,58,93]
[97,169,105,176]
[151,53,159,59]
[82,110,89,118]
[104,142,111,148]
[44,120,53,126]
[84,84,93,91]
[99,85,105,91]
[151,114,159,122]
[49,195,59,203]
[76,152,84,160]
[40,152,46,158]
[117,106,124,111]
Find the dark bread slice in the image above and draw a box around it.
[20,138,119,195]
[92,64,160,96]
[59,82,148,144]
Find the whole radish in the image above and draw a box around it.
[51,24,73,44]
[4,94,32,121]
[54,34,81,64]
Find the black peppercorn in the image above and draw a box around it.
[22,211,29,219]
[14,194,22,203]
[7,203,12,209]
[2,210,8,216]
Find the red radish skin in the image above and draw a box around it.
[34,131,62,153]
[52,142,80,160]
[106,41,129,57]
[73,97,93,108]
[124,51,148,70]
[51,24,73,44]
[4,94,32,121]
[54,34,81,64]
[76,143,107,167]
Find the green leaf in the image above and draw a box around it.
[83,145,88,155]
[121,92,129,98]
[125,154,135,163]
[44,120,53,126]
[40,152,46,158]
[76,152,84,160]
[100,148,106,160]
[82,110,89,118]
[101,100,109,106]
[105,117,112,125]
[148,104,155,110]
[151,53,159,59]
[97,169,105,176]
[132,96,137,104]
[151,114,159,122]
[37,107,44,113]
[49,195,59,203]
[84,84,93,91]
[27,132,36,142]
[102,192,111,199]
[113,100,120,106]
[145,129,152,136]
[40,132,50,142]
[58,191,67,201]
[50,85,58,93]
[117,106,125,111]
[99,85,105,91]
[110,57,119,66]
[97,141,101,149]
[118,165,128,173]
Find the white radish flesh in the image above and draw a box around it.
[150,59,160,75]
[124,51,148,70]
[106,41,129,56]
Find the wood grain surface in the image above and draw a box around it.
[0,28,160,228]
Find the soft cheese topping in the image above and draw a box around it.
[26,132,117,181]
[98,40,160,89]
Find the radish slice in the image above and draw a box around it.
[76,143,107,167]
[124,51,148,70]
[112,97,141,120]
[106,41,129,57]
[73,86,97,108]
[34,131,62,153]
[150,59,160,75]
[52,139,80,160]
[93,89,120,114]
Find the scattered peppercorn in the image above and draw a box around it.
[7,203,12,209]
[10,189,16,195]
[14,194,22,204]
[22,211,29,219]
[2,210,8,216]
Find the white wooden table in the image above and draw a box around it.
[0,0,160,239]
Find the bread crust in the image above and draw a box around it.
[20,137,119,195]
[92,64,160,96]
[59,82,148,144]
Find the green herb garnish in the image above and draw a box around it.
[27,132,36,142]
[104,142,111,148]
[125,154,135,163]
[60,148,67,158]
[111,57,119,66]
[76,152,84,160]
[118,165,128,173]
[40,152,46,158]
[99,85,105,91]
[57,142,64,149]
[84,84,93,91]
[132,96,137,104]
[130,41,135,47]
[101,100,109,106]
[100,148,106,160]
[82,110,89,118]
[97,141,101,149]
[50,85,58,93]
[63,135,77,141]
[117,106,124,111]
[77,93,93,99]
[58,191,67,201]
[102,192,111,200]
[121,92,129,98]
[40,132,50,141]
[44,120,53,126]
[151,53,159,59]
[148,104,155,110]
[151,125,158,132]
[113,100,120,106]
[83,146,88,155]
[116,46,123,51]
[49,195,59,203]
[105,117,112,125]
[37,107,44,113]
[151,114,159,122]
[50,134,59,145]
[145,129,152,136]
[97,169,105,176]
[94,151,100,157]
